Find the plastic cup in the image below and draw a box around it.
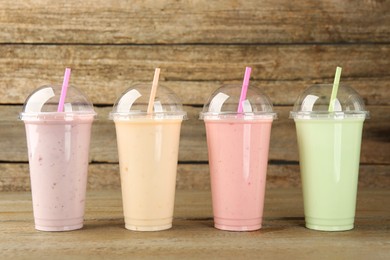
[200,84,277,231]
[290,84,369,231]
[110,84,187,231]
[20,85,96,231]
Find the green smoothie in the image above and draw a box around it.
[295,117,365,231]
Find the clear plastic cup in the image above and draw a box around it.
[290,84,369,231]
[109,84,186,231]
[20,85,96,231]
[200,84,277,231]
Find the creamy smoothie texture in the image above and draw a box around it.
[114,118,182,231]
[205,118,273,231]
[25,116,94,231]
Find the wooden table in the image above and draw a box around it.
[0,189,389,259]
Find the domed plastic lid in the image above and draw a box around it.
[199,84,276,120]
[20,85,96,121]
[109,84,187,120]
[290,84,370,119]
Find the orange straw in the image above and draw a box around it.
[147,68,161,114]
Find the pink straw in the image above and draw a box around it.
[57,68,71,112]
[237,67,252,113]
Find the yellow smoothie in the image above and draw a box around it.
[114,118,182,231]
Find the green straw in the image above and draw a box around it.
[328,66,342,112]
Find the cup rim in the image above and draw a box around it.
[109,111,187,120]
[289,111,369,119]
[200,111,277,120]
[19,111,97,121]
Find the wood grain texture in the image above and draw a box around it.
[1,105,389,164]
[0,44,389,105]
[1,163,389,192]
[0,189,389,259]
[0,0,389,192]
[0,0,389,44]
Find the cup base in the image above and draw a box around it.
[214,216,262,231]
[125,223,172,232]
[35,223,83,232]
[214,223,261,232]
[305,223,354,232]
[305,216,354,231]
[34,216,84,232]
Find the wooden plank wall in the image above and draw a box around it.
[0,0,389,191]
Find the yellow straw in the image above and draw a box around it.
[328,66,342,112]
[147,68,160,114]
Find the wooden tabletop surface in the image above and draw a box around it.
[0,188,389,259]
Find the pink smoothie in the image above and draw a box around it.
[204,118,273,231]
[24,115,93,231]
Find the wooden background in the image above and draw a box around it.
[0,0,389,191]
